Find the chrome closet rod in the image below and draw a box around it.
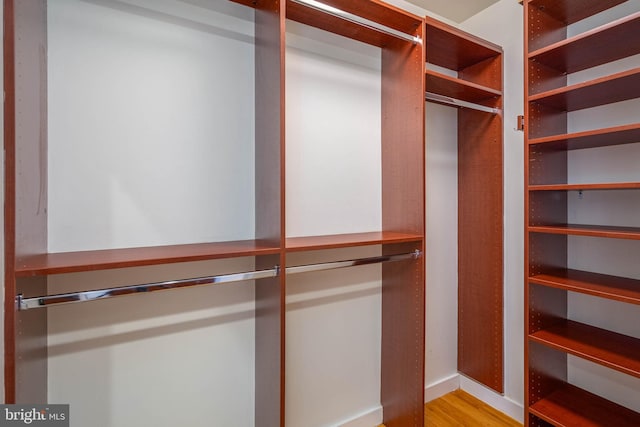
[17,268,279,311]
[425,92,501,114]
[290,0,422,45]
[16,250,421,310]
[286,250,421,275]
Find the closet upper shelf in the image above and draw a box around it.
[529,67,640,111]
[529,383,640,427]
[424,16,501,71]
[528,12,640,73]
[530,319,640,379]
[529,269,640,305]
[526,0,628,25]
[528,123,640,150]
[15,240,281,277]
[286,231,422,252]
[529,182,640,191]
[425,70,501,104]
[529,224,640,240]
[286,0,422,47]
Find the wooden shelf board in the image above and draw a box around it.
[529,12,640,73]
[529,67,640,112]
[530,269,640,305]
[286,231,422,252]
[527,0,628,25]
[529,319,640,378]
[425,69,501,104]
[15,240,281,277]
[530,383,640,427]
[528,123,640,150]
[529,224,640,240]
[424,16,501,71]
[286,0,421,48]
[529,182,640,191]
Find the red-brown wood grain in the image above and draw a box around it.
[529,12,640,74]
[380,19,425,426]
[530,269,640,305]
[529,67,640,112]
[530,320,640,378]
[286,231,423,252]
[530,383,640,427]
[528,123,640,151]
[425,69,501,105]
[528,0,628,26]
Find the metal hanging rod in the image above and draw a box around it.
[425,92,501,114]
[290,0,422,45]
[286,250,421,275]
[16,250,421,311]
[17,268,279,311]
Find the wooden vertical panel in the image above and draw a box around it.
[4,0,49,403]
[457,109,504,393]
[381,19,425,427]
[254,0,285,426]
[527,5,566,53]
[381,242,424,427]
[459,55,502,92]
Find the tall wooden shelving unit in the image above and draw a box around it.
[4,0,425,426]
[524,0,640,425]
[424,17,504,393]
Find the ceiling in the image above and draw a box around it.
[405,0,501,23]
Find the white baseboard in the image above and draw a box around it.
[337,406,383,427]
[337,373,525,426]
[459,375,524,423]
[425,373,460,403]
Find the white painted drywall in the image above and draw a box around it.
[47,1,259,426]
[47,0,256,252]
[284,20,384,427]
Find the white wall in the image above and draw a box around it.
[46,1,258,426]
[284,19,384,427]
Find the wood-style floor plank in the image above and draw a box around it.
[379,389,522,427]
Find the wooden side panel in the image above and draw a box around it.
[527,5,566,52]
[4,0,48,403]
[254,1,285,426]
[380,21,425,427]
[381,242,425,427]
[457,109,504,393]
[459,55,502,92]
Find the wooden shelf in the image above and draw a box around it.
[529,182,640,191]
[15,240,281,277]
[528,123,640,151]
[527,0,628,25]
[286,0,422,48]
[529,12,640,73]
[529,224,640,240]
[424,16,500,71]
[529,67,640,111]
[529,269,640,305]
[530,320,640,378]
[286,231,422,252]
[425,69,501,104]
[530,383,640,427]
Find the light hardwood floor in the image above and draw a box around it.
[380,389,522,427]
